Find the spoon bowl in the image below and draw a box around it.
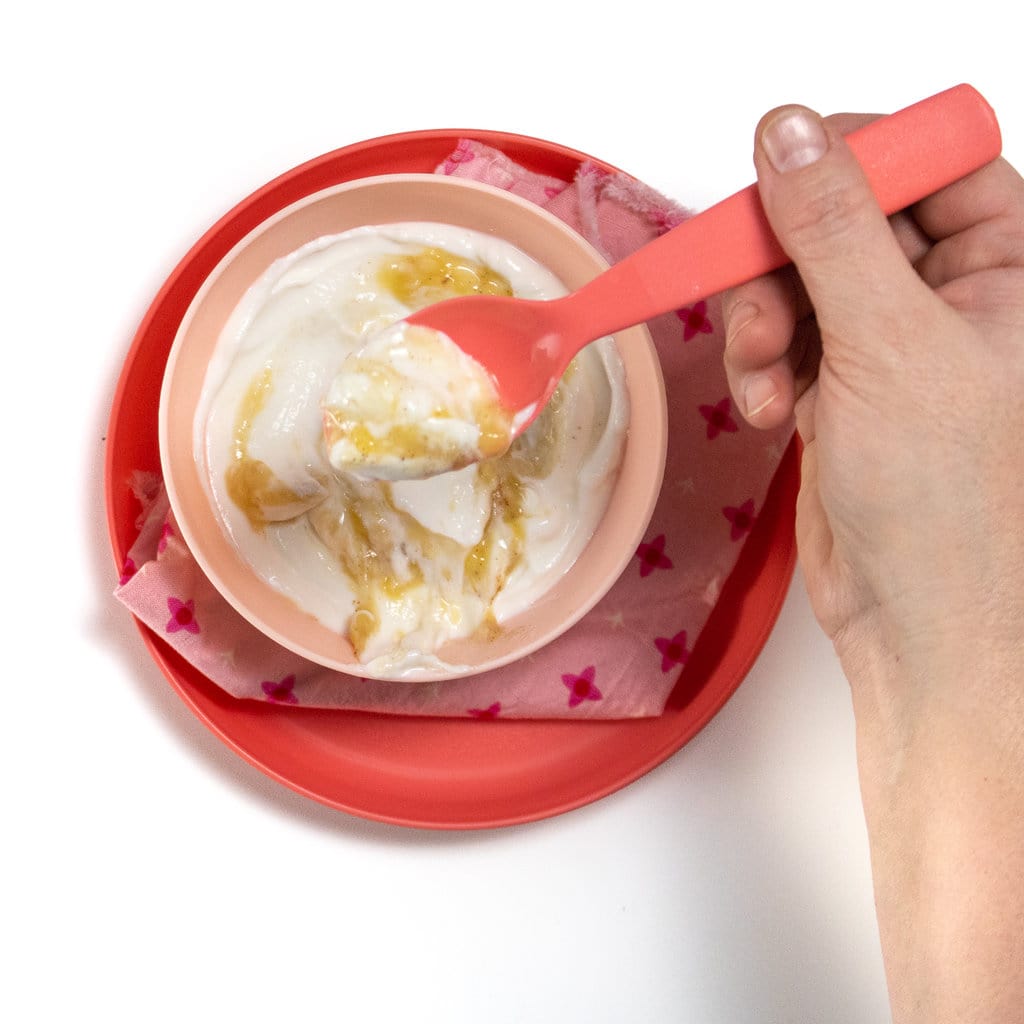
[408,84,1002,434]
[408,292,574,421]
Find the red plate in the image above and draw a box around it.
[104,129,798,830]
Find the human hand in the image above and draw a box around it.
[723,104,1024,1023]
[722,105,1024,704]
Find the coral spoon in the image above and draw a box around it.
[406,84,1002,432]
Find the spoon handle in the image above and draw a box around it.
[565,84,1002,338]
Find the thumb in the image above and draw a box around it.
[755,106,929,351]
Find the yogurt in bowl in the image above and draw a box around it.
[322,321,516,482]
[160,174,667,681]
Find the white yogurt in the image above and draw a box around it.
[323,321,513,481]
[197,222,628,677]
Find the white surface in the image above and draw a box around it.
[5,3,1020,1021]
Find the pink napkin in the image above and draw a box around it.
[114,142,793,719]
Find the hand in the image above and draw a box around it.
[723,106,1024,699]
[722,104,1024,1024]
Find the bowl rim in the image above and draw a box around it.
[159,172,668,681]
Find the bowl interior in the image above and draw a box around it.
[160,173,667,680]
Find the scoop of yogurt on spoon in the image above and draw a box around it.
[322,321,516,481]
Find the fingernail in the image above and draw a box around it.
[762,109,829,173]
[744,374,778,419]
[725,300,759,349]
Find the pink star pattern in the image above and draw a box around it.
[636,534,673,578]
[723,499,757,541]
[261,674,299,704]
[468,702,502,719]
[119,557,137,586]
[158,521,174,554]
[699,397,739,440]
[654,630,690,673]
[165,597,199,635]
[676,300,714,342]
[562,666,602,708]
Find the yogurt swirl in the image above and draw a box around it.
[323,321,514,481]
[198,222,628,677]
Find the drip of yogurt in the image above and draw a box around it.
[197,222,629,677]
[323,322,513,481]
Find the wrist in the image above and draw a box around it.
[835,615,1024,1024]
[832,604,1023,783]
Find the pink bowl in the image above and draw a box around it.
[159,173,668,680]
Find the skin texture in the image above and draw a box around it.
[722,107,1024,1023]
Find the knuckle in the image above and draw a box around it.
[997,226,1024,271]
[966,223,1024,275]
[921,224,1024,292]
[778,173,879,257]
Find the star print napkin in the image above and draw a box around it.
[114,142,794,718]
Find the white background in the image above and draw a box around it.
[5,3,1020,1021]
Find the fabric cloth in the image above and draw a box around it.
[114,142,793,719]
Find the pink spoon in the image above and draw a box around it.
[407,84,1002,431]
